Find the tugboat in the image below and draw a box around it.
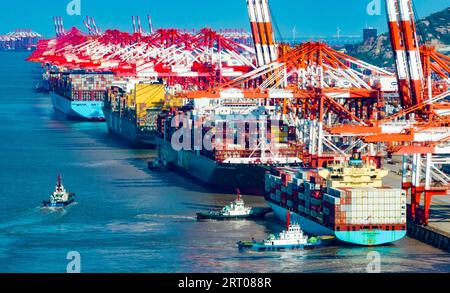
[148,156,171,172]
[148,146,171,172]
[237,213,333,251]
[197,189,272,220]
[34,82,49,94]
[42,175,75,207]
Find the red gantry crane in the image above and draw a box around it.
[182,0,450,226]
[28,17,257,92]
[182,0,397,168]
[329,0,450,225]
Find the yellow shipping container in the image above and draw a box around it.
[126,92,134,108]
[164,93,184,109]
[135,84,165,109]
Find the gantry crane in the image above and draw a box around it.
[330,0,450,225]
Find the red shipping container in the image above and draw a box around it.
[311,190,322,199]
[281,172,292,186]
[281,192,287,204]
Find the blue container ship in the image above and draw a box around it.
[265,153,407,246]
[48,71,114,121]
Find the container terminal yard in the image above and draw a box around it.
[26,0,450,249]
[1,0,449,273]
[0,29,41,51]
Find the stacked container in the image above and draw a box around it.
[265,166,407,233]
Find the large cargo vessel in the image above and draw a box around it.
[103,82,165,146]
[48,71,114,121]
[264,152,407,246]
[103,80,185,147]
[155,98,303,195]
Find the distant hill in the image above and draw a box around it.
[346,7,450,67]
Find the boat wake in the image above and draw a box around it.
[105,221,161,233]
[136,214,197,221]
[70,160,120,168]
[0,205,69,232]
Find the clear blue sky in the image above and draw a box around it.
[0,0,448,38]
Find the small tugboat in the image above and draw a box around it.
[148,156,171,172]
[42,175,75,207]
[34,83,49,94]
[197,189,272,220]
[237,213,333,251]
[148,146,171,172]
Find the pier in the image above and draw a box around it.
[385,158,450,251]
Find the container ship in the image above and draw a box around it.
[48,70,114,121]
[264,152,407,246]
[103,81,180,147]
[155,98,303,195]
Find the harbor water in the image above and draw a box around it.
[0,52,449,273]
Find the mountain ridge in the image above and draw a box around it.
[346,7,450,67]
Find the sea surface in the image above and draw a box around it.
[0,52,449,273]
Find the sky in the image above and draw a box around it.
[0,0,448,39]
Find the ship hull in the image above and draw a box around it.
[42,199,75,208]
[196,207,272,220]
[156,137,269,195]
[103,107,156,148]
[268,202,406,246]
[51,92,105,121]
[237,240,325,251]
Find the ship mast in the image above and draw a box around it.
[57,174,62,192]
